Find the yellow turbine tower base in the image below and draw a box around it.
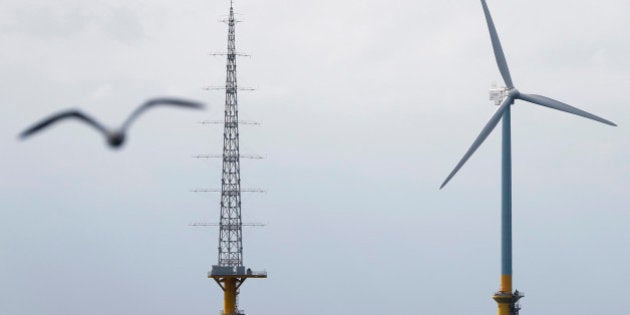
[492,292,513,315]
[492,275,523,315]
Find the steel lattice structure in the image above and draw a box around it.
[218,2,243,268]
[208,4,266,315]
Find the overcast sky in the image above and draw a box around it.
[1,0,629,314]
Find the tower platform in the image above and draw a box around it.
[209,265,268,278]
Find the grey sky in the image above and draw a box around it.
[1,0,628,314]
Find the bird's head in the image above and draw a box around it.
[107,132,125,148]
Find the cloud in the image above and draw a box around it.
[1,1,146,45]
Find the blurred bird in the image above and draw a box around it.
[19,97,205,149]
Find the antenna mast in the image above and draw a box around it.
[207,2,266,315]
[218,0,244,268]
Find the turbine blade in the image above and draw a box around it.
[518,93,617,126]
[480,0,514,89]
[440,97,512,189]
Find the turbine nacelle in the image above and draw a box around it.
[489,84,507,106]
[490,84,520,106]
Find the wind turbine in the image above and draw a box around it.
[440,1,616,314]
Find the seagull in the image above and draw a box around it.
[19,97,205,149]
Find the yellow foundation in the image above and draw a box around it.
[210,272,266,315]
[500,274,512,292]
[223,277,237,315]
[496,301,511,315]
[493,274,513,315]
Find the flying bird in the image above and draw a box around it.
[19,97,205,149]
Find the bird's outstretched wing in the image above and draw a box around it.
[19,110,109,139]
[122,97,205,131]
